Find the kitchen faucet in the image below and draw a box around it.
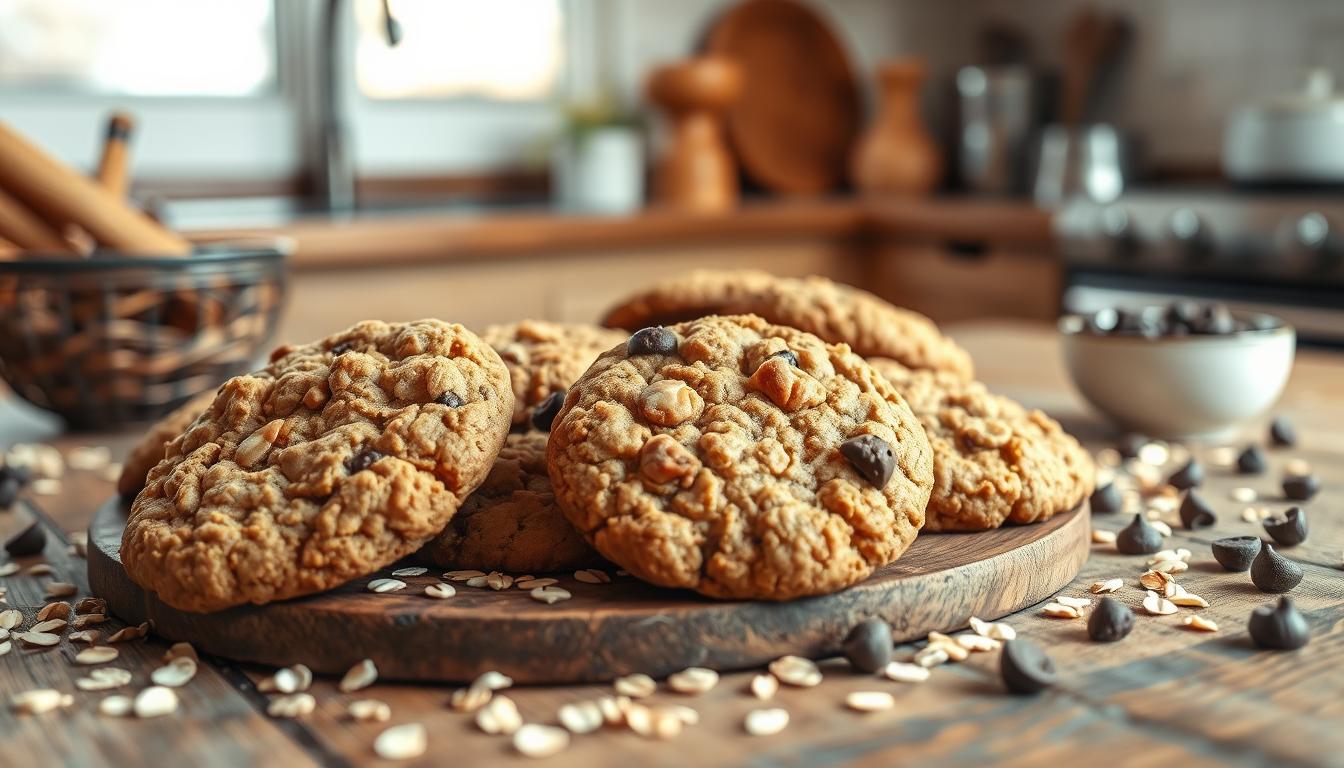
[314,0,402,212]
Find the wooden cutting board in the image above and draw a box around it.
[703,0,863,196]
[88,498,1090,684]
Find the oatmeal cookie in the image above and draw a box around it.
[117,391,216,498]
[422,321,621,572]
[121,319,513,612]
[871,357,1094,531]
[601,270,973,379]
[548,315,934,600]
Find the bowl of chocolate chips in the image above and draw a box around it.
[1060,300,1295,440]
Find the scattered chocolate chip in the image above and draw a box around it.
[626,327,677,356]
[0,477,19,510]
[839,435,896,488]
[1263,507,1308,547]
[1178,491,1217,529]
[1282,473,1320,501]
[1250,543,1304,593]
[1088,482,1123,514]
[1084,301,1257,338]
[1236,445,1266,475]
[1166,459,1204,490]
[1269,417,1297,448]
[1248,596,1310,651]
[1000,639,1057,694]
[330,341,355,356]
[4,522,46,557]
[531,389,566,432]
[1211,536,1261,572]
[1086,597,1134,643]
[0,463,33,486]
[1195,303,1236,335]
[435,391,464,408]
[345,448,387,474]
[770,349,800,367]
[1117,433,1147,460]
[1115,513,1164,554]
[841,617,893,674]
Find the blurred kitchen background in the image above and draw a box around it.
[2,0,1343,348]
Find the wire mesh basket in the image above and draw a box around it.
[0,242,288,429]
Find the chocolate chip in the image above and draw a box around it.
[1117,433,1147,460]
[839,435,896,488]
[1250,543,1304,593]
[1235,445,1266,475]
[1087,597,1134,643]
[1166,459,1203,490]
[330,341,355,356]
[1211,536,1261,572]
[1088,482,1123,514]
[345,448,386,474]
[841,617,893,674]
[770,349,799,367]
[435,391,464,408]
[1194,303,1236,335]
[0,477,19,510]
[4,522,46,557]
[0,463,32,486]
[1248,596,1310,651]
[1269,417,1297,448]
[1282,473,1320,501]
[626,327,677,356]
[1178,491,1217,530]
[531,389,566,432]
[1000,639,1057,694]
[1115,513,1163,554]
[1263,507,1308,547]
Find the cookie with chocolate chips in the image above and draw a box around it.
[601,270,974,380]
[869,358,1094,532]
[421,321,621,573]
[547,315,934,600]
[117,390,217,498]
[121,319,513,612]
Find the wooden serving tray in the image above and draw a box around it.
[88,498,1089,684]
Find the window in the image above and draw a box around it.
[0,0,276,97]
[355,0,564,101]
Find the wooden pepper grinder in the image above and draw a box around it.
[851,57,942,197]
[646,56,743,212]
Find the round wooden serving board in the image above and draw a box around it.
[89,498,1089,684]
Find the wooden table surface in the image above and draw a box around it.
[2,321,1341,767]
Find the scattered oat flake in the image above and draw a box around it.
[750,673,779,700]
[1143,590,1178,616]
[744,708,789,736]
[926,632,969,661]
[514,723,570,758]
[43,582,77,599]
[267,693,316,719]
[1151,559,1188,574]
[1229,487,1258,503]
[1139,570,1173,590]
[32,478,61,495]
[76,667,132,691]
[769,655,822,687]
[164,642,197,662]
[98,695,133,717]
[424,582,456,599]
[530,586,571,604]
[884,661,931,683]
[20,631,60,647]
[11,689,73,714]
[1170,593,1210,608]
[69,630,101,644]
[0,640,9,657]
[914,646,949,668]
[465,575,489,588]
[1092,530,1117,546]
[1286,459,1312,476]
[348,699,391,723]
[1041,603,1082,619]
[845,691,895,712]
[340,659,378,693]
[1151,521,1173,536]
[0,609,23,630]
[486,571,513,591]
[969,616,1016,641]
[476,694,523,735]
[75,597,107,615]
[26,563,54,576]
[31,618,66,633]
[367,578,406,594]
[374,723,427,761]
[1056,596,1092,609]
[516,577,556,590]
[75,646,120,665]
[955,633,999,652]
[0,563,19,577]
[106,623,149,643]
[445,569,485,581]
[391,566,427,578]
[574,569,610,584]
[68,446,111,470]
[151,657,198,687]
[73,613,107,629]
[1182,615,1218,632]
[37,602,70,621]
[1090,578,1123,594]
[667,666,719,694]
[558,701,604,734]
[614,672,656,698]
[133,686,178,718]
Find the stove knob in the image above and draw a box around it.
[1288,212,1339,271]
[1099,207,1139,259]
[1168,208,1213,262]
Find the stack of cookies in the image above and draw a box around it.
[118,271,1093,613]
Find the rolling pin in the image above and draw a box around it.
[0,121,190,256]
[0,184,72,254]
[95,112,135,200]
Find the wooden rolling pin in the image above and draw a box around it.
[0,121,190,256]
[0,184,72,254]
[95,112,135,200]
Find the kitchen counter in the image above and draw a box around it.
[3,322,1341,766]
[187,198,1055,271]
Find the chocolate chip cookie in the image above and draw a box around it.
[117,390,215,498]
[548,315,934,600]
[601,270,974,380]
[121,319,513,612]
[422,321,622,572]
[870,358,1094,532]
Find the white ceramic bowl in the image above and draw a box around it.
[1060,313,1296,441]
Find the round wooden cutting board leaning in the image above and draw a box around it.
[88,498,1090,684]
